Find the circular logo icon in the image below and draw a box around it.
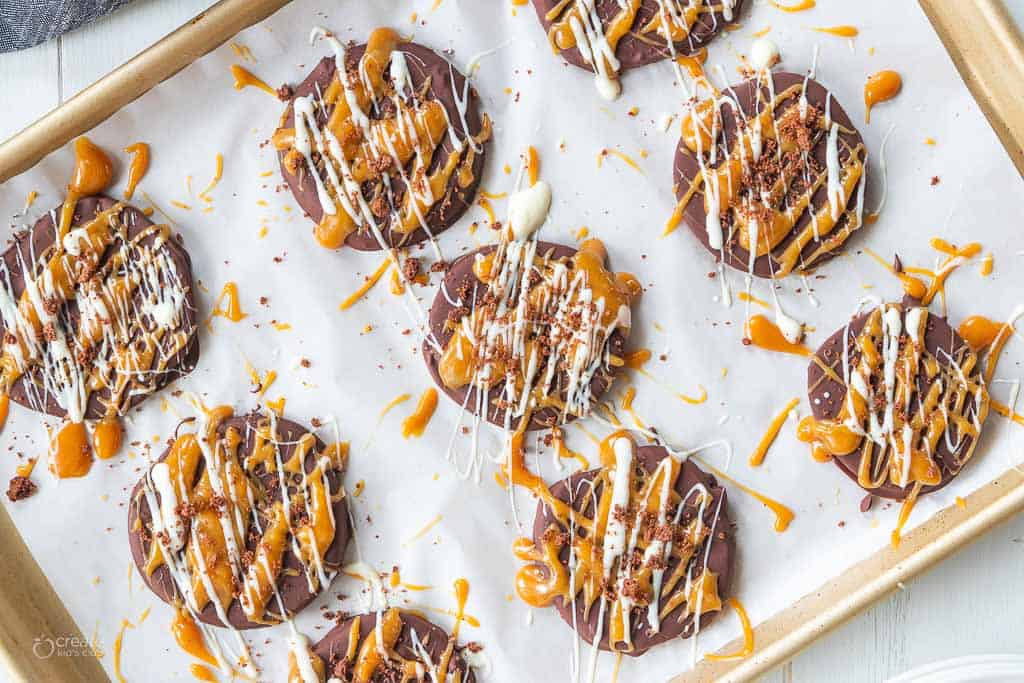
[32,636,55,659]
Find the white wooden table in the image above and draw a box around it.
[1,1,1023,681]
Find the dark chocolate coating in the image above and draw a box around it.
[530,0,745,72]
[532,444,735,655]
[311,611,476,682]
[127,413,352,629]
[673,72,867,278]
[1,195,199,418]
[278,41,487,251]
[422,241,627,431]
[808,306,981,499]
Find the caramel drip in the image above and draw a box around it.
[273,27,492,250]
[798,306,989,493]
[597,148,644,174]
[621,348,651,369]
[92,414,123,460]
[138,406,342,626]
[875,238,983,305]
[749,398,799,466]
[769,0,815,11]
[864,70,902,123]
[891,482,922,547]
[207,282,247,328]
[401,388,438,438]
[123,142,150,200]
[863,247,928,300]
[526,146,540,186]
[171,607,218,667]
[339,257,390,310]
[699,462,793,532]
[958,315,1003,352]
[513,432,724,650]
[704,598,754,661]
[67,138,113,224]
[737,291,770,309]
[991,400,1024,428]
[814,25,859,38]
[198,154,224,203]
[112,618,134,683]
[380,392,411,417]
[744,315,811,357]
[15,457,36,478]
[676,47,708,80]
[980,253,994,276]
[190,664,218,682]
[553,426,591,469]
[230,64,276,96]
[49,420,92,478]
[958,313,1024,430]
[673,82,867,277]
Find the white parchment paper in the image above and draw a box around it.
[2,1,1023,681]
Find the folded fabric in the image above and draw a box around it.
[1,0,133,53]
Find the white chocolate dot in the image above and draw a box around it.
[751,38,781,71]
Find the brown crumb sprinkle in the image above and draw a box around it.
[7,475,36,502]
[402,257,421,281]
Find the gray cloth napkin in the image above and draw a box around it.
[1,0,133,52]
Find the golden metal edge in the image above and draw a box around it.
[0,0,293,183]
[0,500,110,682]
[0,0,292,680]
[919,0,1024,177]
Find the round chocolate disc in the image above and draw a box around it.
[1,195,199,418]
[530,0,745,73]
[422,241,628,431]
[808,304,986,499]
[673,71,868,278]
[128,412,351,629]
[530,443,735,655]
[277,39,488,251]
[310,610,477,682]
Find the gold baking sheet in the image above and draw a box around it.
[0,1,1021,681]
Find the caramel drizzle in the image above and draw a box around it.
[0,197,195,474]
[673,79,868,278]
[438,238,640,433]
[287,608,468,683]
[543,0,737,97]
[513,434,723,657]
[273,27,492,252]
[135,405,348,676]
[799,305,989,493]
